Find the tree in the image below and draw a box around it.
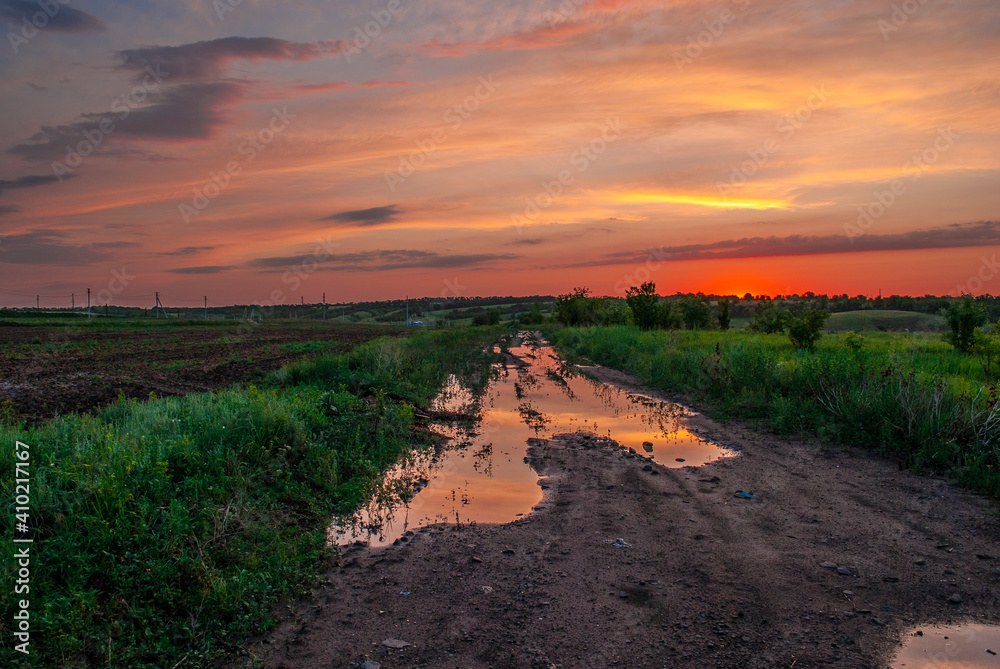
[678,294,711,329]
[749,303,788,334]
[625,282,661,330]
[786,310,830,352]
[554,287,592,326]
[717,299,731,331]
[945,296,987,353]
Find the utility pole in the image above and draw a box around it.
[322,292,326,321]
[71,293,74,311]
[36,295,39,311]
[406,295,409,326]
[204,296,208,320]
[87,288,91,319]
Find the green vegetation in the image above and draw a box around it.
[551,326,1000,496]
[825,310,947,333]
[0,327,504,668]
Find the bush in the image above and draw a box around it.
[749,303,789,334]
[945,297,987,352]
[786,310,830,351]
[678,294,711,330]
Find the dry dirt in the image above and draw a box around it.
[252,365,1000,669]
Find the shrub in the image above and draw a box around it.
[749,303,788,334]
[787,310,830,351]
[678,294,711,330]
[945,297,987,352]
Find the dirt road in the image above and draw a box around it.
[254,365,1000,668]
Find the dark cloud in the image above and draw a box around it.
[159,246,217,256]
[247,249,519,272]
[0,173,70,193]
[504,237,546,246]
[168,265,235,274]
[8,83,245,162]
[562,221,1000,268]
[117,36,346,81]
[0,0,105,32]
[0,229,137,265]
[0,205,20,216]
[321,205,400,227]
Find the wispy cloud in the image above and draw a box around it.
[168,265,235,274]
[117,36,347,81]
[0,0,104,32]
[8,83,246,162]
[320,205,400,227]
[0,174,72,193]
[159,246,218,256]
[0,230,137,265]
[247,249,518,272]
[563,221,1000,267]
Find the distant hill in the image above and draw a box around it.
[825,310,946,333]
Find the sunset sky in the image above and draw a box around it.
[0,0,998,307]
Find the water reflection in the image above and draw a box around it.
[330,333,733,547]
[893,624,1000,668]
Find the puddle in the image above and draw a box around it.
[893,624,1000,668]
[331,334,733,547]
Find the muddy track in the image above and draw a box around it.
[251,365,1000,668]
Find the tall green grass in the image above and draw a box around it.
[551,327,1000,495]
[0,327,504,667]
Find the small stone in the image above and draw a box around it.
[642,464,653,472]
[949,593,963,604]
[360,662,382,669]
[820,561,838,569]
[382,638,410,649]
[642,441,653,452]
[675,458,686,463]
[837,567,851,575]
[619,591,628,598]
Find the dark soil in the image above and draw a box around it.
[0,322,403,423]
[252,365,1000,669]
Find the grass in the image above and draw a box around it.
[0,326,506,668]
[550,326,1000,496]
[825,309,946,333]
